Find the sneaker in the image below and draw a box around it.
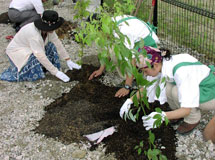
[177,121,200,135]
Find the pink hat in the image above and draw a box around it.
[136,46,162,68]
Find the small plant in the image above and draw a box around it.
[73,0,91,59]
[135,132,168,160]
[73,0,169,159]
[135,140,144,155]
[145,131,167,160]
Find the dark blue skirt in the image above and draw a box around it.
[0,42,61,82]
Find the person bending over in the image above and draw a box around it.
[120,47,215,138]
[0,10,81,82]
[8,0,47,31]
[89,15,160,98]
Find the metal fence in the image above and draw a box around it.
[104,0,215,64]
[156,0,215,64]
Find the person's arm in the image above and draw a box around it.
[49,32,82,70]
[203,116,215,143]
[124,74,133,86]
[30,37,59,75]
[115,58,136,97]
[33,49,71,82]
[33,0,45,15]
[114,74,133,98]
[50,32,70,61]
[165,107,191,120]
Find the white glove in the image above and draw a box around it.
[142,111,166,130]
[120,99,133,118]
[56,71,70,82]
[67,60,81,70]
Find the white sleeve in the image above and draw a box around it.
[32,0,44,14]
[49,32,70,60]
[30,37,58,75]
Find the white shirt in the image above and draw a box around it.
[9,0,44,14]
[6,23,70,75]
[161,54,210,108]
[113,15,160,50]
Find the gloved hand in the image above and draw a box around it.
[67,60,81,70]
[142,111,166,130]
[120,99,133,118]
[56,71,70,82]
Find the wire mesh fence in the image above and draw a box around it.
[157,0,215,64]
[102,0,214,64]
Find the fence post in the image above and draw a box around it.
[153,0,158,33]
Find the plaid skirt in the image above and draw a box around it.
[0,42,61,82]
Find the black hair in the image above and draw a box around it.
[159,47,171,61]
[86,13,101,23]
[86,13,102,31]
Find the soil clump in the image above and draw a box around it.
[0,12,10,24]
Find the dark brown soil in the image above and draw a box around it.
[34,64,177,160]
[0,12,10,24]
[55,20,78,40]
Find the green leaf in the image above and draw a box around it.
[142,92,149,109]
[130,90,136,97]
[146,61,151,68]
[128,110,136,122]
[164,117,169,126]
[147,79,157,87]
[102,23,110,34]
[153,114,162,120]
[123,112,128,121]
[159,154,168,160]
[138,39,145,49]
[114,46,122,60]
[133,95,138,107]
[161,77,166,83]
[140,141,144,147]
[155,86,161,98]
[138,148,142,155]
[135,107,140,119]
[147,149,153,160]
[155,108,162,113]
[152,149,161,156]
[134,145,139,150]
[149,131,155,144]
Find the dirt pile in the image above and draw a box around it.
[34,64,177,160]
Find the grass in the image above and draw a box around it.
[158,0,215,63]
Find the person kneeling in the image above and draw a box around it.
[120,47,215,139]
[0,10,81,82]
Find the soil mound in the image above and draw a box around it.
[34,64,177,160]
